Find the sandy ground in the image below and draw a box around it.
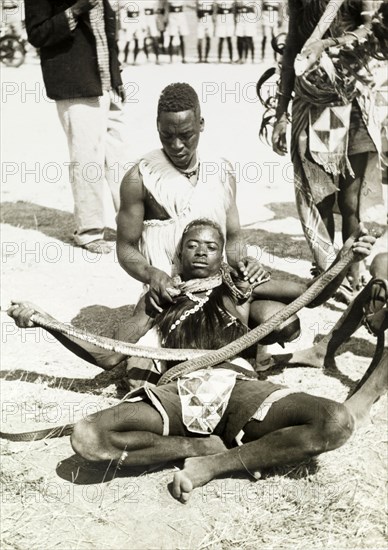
[1,55,387,550]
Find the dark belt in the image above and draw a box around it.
[197,9,213,18]
[237,6,254,14]
[127,10,140,18]
[218,8,232,14]
[157,8,165,15]
[144,9,154,15]
[169,5,183,13]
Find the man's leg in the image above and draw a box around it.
[218,37,224,62]
[124,41,129,64]
[317,193,336,243]
[261,33,266,59]
[344,347,387,425]
[169,37,174,62]
[197,38,203,62]
[172,392,354,503]
[104,92,128,213]
[180,36,186,62]
[237,36,243,61]
[71,401,227,464]
[247,36,254,61]
[152,36,159,62]
[56,95,112,250]
[227,36,233,62]
[338,152,368,289]
[144,37,150,60]
[133,39,139,64]
[205,36,211,62]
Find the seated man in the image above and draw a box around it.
[8,220,385,505]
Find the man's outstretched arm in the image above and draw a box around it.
[7,301,126,369]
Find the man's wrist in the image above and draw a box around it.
[66,7,78,29]
[144,265,161,285]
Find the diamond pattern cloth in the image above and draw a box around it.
[177,368,239,435]
[309,103,353,176]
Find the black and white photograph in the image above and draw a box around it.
[1,1,387,548]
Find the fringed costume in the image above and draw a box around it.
[138,149,233,276]
[280,0,387,273]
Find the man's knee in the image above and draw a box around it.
[338,187,359,215]
[278,316,301,344]
[267,316,300,346]
[317,193,335,214]
[71,418,110,462]
[311,403,355,455]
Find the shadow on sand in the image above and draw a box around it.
[1,201,116,244]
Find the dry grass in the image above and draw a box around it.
[1,360,386,550]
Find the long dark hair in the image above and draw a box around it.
[156,283,247,351]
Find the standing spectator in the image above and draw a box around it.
[272,0,387,300]
[142,0,160,64]
[164,0,189,63]
[196,0,214,63]
[25,0,127,253]
[118,1,143,65]
[235,0,259,63]
[156,0,167,53]
[214,0,235,63]
[260,0,281,60]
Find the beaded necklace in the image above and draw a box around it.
[178,162,200,182]
[167,289,213,336]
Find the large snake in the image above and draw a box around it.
[1,224,382,441]
[28,314,210,361]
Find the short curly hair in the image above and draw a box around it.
[157,83,200,118]
[180,218,225,250]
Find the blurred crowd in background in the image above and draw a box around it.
[1,1,289,66]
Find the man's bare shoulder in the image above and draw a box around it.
[120,162,144,202]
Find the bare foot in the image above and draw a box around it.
[271,344,329,369]
[172,456,215,504]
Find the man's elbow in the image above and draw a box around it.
[27,32,43,48]
[26,25,49,48]
[116,244,137,276]
[116,242,128,269]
